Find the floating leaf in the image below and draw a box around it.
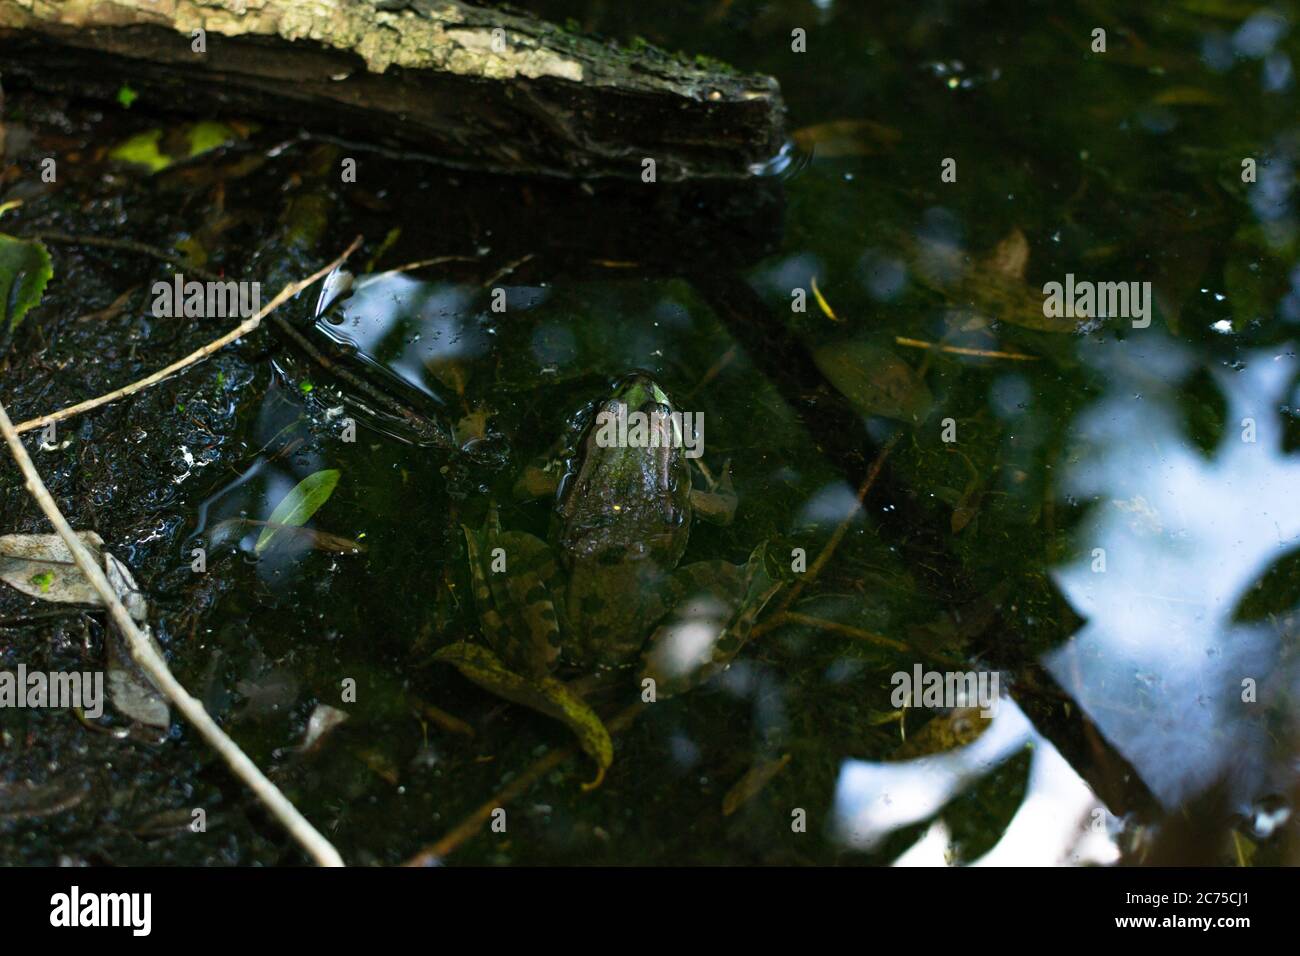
[814,339,933,423]
[0,234,52,333]
[255,469,341,555]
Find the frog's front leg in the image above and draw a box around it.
[641,542,782,697]
[689,459,738,526]
[433,643,614,784]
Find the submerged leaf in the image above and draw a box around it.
[255,469,341,555]
[0,234,52,333]
[814,340,933,423]
[893,706,992,759]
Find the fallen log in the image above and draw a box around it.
[0,0,787,181]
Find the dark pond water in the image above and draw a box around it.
[2,0,1299,865]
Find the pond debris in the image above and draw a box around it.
[300,703,350,753]
[0,397,345,866]
[810,275,841,322]
[254,468,341,555]
[414,698,475,739]
[722,753,792,816]
[12,236,362,437]
[0,532,169,730]
[107,629,171,729]
[813,339,933,423]
[0,531,148,622]
[212,518,365,555]
[894,336,1038,362]
[0,777,90,822]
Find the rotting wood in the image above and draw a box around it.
[0,0,787,181]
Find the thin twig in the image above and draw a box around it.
[774,611,912,652]
[14,237,362,435]
[481,253,535,290]
[755,432,900,635]
[895,336,1037,361]
[0,398,344,866]
[353,255,479,291]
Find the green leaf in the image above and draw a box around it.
[0,234,53,333]
[108,130,171,173]
[255,469,341,555]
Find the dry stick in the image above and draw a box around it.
[0,398,344,866]
[14,237,363,435]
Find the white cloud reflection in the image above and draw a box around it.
[831,698,1118,865]
[1045,338,1300,809]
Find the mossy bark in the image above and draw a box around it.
[0,0,786,180]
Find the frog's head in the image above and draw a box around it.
[555,373,693,567]
[607,373,674,416]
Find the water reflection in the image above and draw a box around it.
[1046,337,1300,810]
[832,699,1119,865]
[315,272,487,403]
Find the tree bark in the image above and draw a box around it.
[0,0,787,181]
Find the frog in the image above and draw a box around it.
[434,373,782,786]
